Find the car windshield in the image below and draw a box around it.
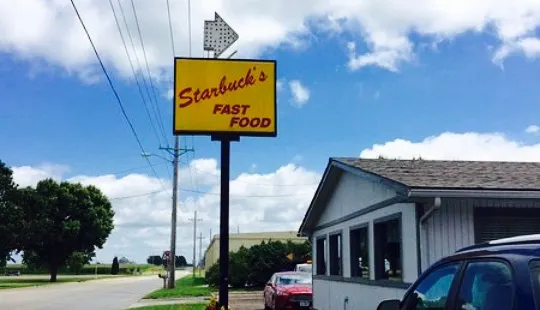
[278,274,312,285]
[298,265,312,273]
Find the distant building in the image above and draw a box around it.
[118,257,133,264]
[204,231,307,269]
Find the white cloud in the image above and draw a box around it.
[276,79,285,92]
[288,80,310,107]
[12,163,70,187]
[526,125,540,134]
[11,158,320,264]
[347,37,413,72]
[360,131,540,161]
[1,1,540,79]
[165,88,174,100]
[494,37,540,66]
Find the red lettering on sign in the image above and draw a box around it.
[229,117,272,128]
[241,105,250,115]
[260,118,271,128]
[178,67,264,108]
[178,88,193,108]
[213,104,251,115]
[259,71,268,82]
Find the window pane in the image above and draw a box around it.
[374,217,402,281]
[403,263,459,310]
[316,237,326,275]
[350,226,369,278]
[457,261,514,310]
[329,233,342,276]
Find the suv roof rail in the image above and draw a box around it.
[456,234,540,253]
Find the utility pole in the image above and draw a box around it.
[197,232,203,276]
[189,210,202,278]
[156,141,193,289]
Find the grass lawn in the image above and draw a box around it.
[126,304,206,310]
[0,276,113,289]
[145,275,214,299]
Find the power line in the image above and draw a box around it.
[70,0,168,193]
[109,187,312,200]
[105,161,167,175]
[116,0,168,148]
[130,0,169,147]
[115,0,172,180]
[108,0,163,148]
[166,0,176,56]
[110,190,166,200]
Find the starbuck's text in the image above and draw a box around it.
[177,67,269,108]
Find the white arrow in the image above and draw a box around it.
[203,12,239,58]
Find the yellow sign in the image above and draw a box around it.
[173,58,277,136]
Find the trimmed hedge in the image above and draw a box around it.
[4,263,155,275]
[205,240,312,288]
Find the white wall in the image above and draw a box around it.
[420,198,540,270]
[313,279,406,310]
[317,172,397,225]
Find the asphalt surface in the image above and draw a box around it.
[0,270,190,310]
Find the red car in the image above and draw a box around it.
[263,271,312,310]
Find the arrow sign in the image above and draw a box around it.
[204,12,239,58]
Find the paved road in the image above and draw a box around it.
[0,270,190,310]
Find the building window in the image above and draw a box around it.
[374,215,402,281]
[350,225,369,278]
[316,237,326,275]
[329,232,342,276]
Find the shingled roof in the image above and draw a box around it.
[335,158,540,190]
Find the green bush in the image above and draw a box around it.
[229,246,249,288]
[205,261,219,287]
[4,263,148,275]
[204,240,312,288]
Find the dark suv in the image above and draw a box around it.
[378,234,540,310]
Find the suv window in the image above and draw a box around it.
[401,263,460,310]
[455,261,514,310]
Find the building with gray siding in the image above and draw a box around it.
[298,158,540,310]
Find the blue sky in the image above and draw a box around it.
[2,31,539,176]
[2,0,540,263]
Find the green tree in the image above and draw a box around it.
[111,256,119,275]
[247,241,290,287]
[147,255,163,266]
[229,246,249,288]
[20,179,114,282]
[286,240,312,263]
[66,251,94,275]
[0,160,22,269]
[176,255,187,267]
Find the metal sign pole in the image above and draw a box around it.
[212,135,239,309]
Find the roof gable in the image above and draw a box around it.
[299,158,540,236]
[298,159,408,235]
